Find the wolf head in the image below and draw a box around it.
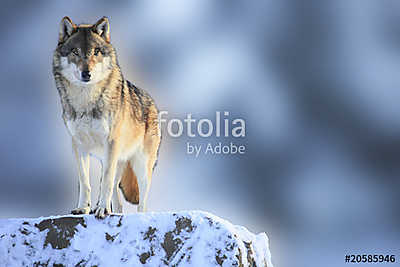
[54,16,118,84]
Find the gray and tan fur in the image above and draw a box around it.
[52,16,160,218]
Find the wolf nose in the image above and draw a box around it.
[81,71,91,82]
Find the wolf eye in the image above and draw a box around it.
[94,48,101,56]
[71,48,79,56]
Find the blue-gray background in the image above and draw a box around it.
[0,1,399,266]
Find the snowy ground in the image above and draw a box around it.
[0,211,273,266]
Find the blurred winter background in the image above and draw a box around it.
[1,0,400,266]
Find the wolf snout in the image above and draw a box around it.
[81,71,91,82]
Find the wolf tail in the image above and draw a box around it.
[119,162,139,205]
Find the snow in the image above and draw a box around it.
[0,210,273,266]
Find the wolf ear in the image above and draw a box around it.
[93,17,110,43]
[59,16,76,43]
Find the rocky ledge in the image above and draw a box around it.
[0,211,273,266]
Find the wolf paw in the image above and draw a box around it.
[71,207,91,215]
[93,206,111,219]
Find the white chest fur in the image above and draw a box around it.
[66,116,110,159]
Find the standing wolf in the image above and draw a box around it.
[52,16,160,218]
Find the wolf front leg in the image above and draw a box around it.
[111,161,126,213]
[71,140,91,214]
[94,142,120,218]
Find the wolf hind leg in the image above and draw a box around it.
[131,149,158,212]
[130,154,151,212]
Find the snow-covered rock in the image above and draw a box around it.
[0,211,273,266]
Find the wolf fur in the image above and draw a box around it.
[52,16,160,218]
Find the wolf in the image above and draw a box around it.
[52,16,161,218]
